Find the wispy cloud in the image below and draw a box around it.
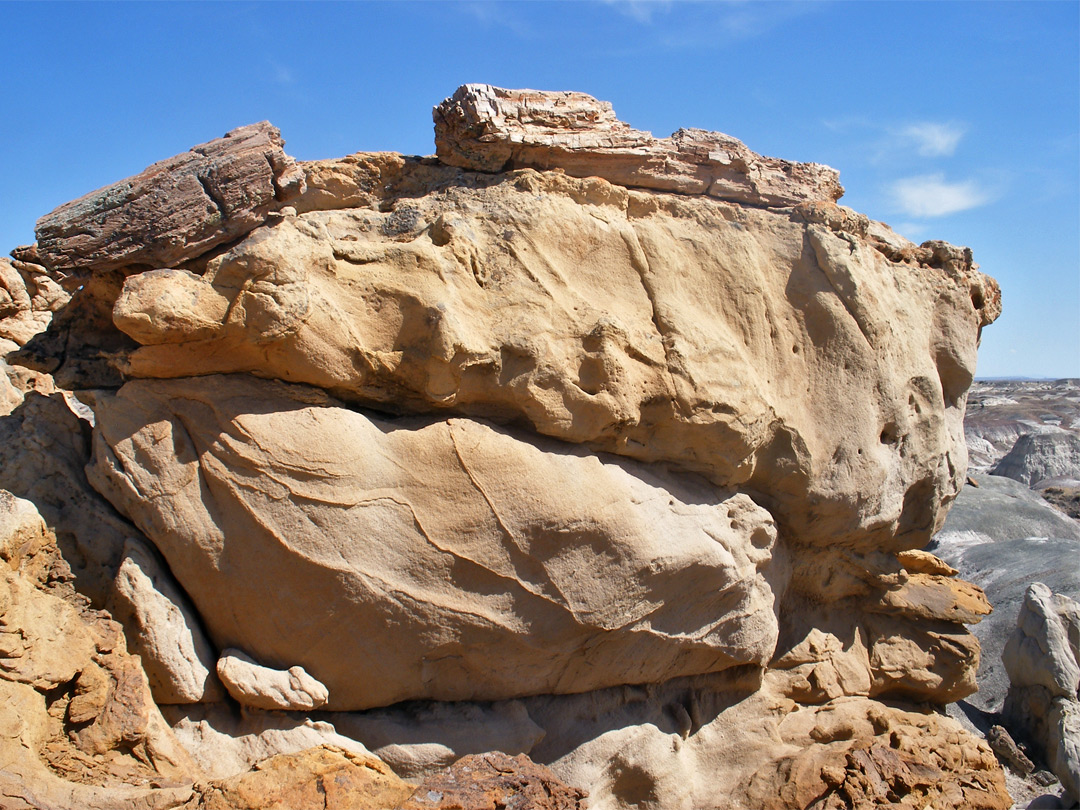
[821,118,968,162]
[272,63,295,87]
[457,2,535,37]
[900,122,965,157]
[890,174,991,218]
[602,0,672,23]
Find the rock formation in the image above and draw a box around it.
[0,84,1014,808]
[1001,583,1080,802]
[993,430,1080,489]
[930,473,1080,713]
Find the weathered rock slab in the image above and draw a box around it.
[35,122,306,275]
[433,83,844,206]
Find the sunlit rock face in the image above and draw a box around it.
[4,84,1010,809]
[87,373,787,710]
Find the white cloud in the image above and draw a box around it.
[901,122,966,157]
[890,174,991,218]
[602,0,672,23]
[890,222,929,242]
[273,64,295,87]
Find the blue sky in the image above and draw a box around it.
[2,1,1077,377]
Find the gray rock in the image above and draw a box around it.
[929,475,1080,712]
[1001,584,1080,804]
[993,431,1080,489]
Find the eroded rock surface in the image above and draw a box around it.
[0,491,199,810]
[1002,584,1080,802]
[400,751,588,810]
[993,430,1080,489]
[3,85,1011,810]
[433,83,844,207]
[87,373,786,709]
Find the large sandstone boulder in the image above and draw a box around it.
[4,85,1011,810]
[103,163,996,563]
[87,373,787,710]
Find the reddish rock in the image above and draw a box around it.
[400,751,588,810]
[434,83,843,207]
[35,122,306,276]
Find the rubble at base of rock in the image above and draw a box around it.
[0,84,1019,809]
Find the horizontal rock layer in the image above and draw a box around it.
[434,84,844,207]
[87,374,786,710]
[108,166,998,558]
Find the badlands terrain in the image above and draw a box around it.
[0,84,1075,809]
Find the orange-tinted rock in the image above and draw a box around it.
[400,751,587,810]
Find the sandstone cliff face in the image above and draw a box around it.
[0,85,1010,809]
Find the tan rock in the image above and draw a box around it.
[0,491,201,809]
[86,373,786,710]
[0,391,143,608]
[433,84,843,207]
[873,573,992,625]
[195,745,412,810]
[897,548,958,576]
[105,169,995,557]
[217,648,329,712]
[110,537,225,704]
[35,122,306,276]
[0,254,69,347]
[163,704,378,780]
[3,93,1007,810]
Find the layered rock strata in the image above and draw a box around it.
[1,85,1012,808]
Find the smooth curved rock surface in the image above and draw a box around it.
[106,170,997,558]
[87,373,788,710]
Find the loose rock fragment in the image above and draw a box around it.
[217,648,330,712]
